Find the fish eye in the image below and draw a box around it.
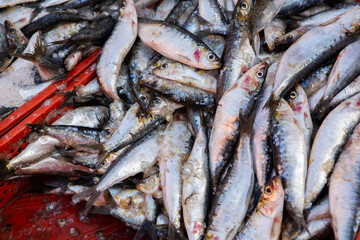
[161,63,168,69]
[240,2,248,9]
[265,186,272,194]
[286,35,293,41]
[101,161,106,166]
[277,101,282,107]
[207,53,215,61]
[290,91,297,99]
[121,1,126,9]
[256,71,264,78]
[6,54,12,60]
[139,95,147,102]
[153,97,162,106]
[274,37,280,42]
[9,28,15,33]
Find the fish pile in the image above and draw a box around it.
[1,0,360,239]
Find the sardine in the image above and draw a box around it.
[158,112,193,233]
[209,62,268,187]
[305,92,360,209]
[182,123,210,240]
[299,63,333,98]
[136,173,162,200]
[264,18,286,52]
[271,98,307,225]
[274,26,309,49]
[329,74,360,109]
[97,0,137,101]
[279,0,323,16]
[198,0,228,26]
[329,122,360,240]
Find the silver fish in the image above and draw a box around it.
[97,0,137,101]
[264,18,286,52]
[158,112,193,233]
[329,122,360,240]
[299,64,333,98]
[182,123,210,240]
[305,92,360,209]
[329,74,360,109]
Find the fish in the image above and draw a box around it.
[217,0,255,97]
[206,120,254,240]
[329,74,360,110]
[0,24,13,73]
[264,18,286,52]
[235,176,284,240]
[287,84,313,157]
[146,96,184,122]
[316,38,360,118]
[136,173,162,200]
[58,0,103,9]
[198,0,228,26]
[71,127,164,210]
[4,20,28,55]
[97,0,137,101]
[268,7,360,105]
[152,60,217,93]
[101,100,127,141]
[298,3,331,17]
[305,92,360,209]
[248,0,286,39]
[274,26,309,49]
[13,32,66,81]
[6,106,109,169]
[21,11,85,37]
[139,74,216,108]
[182,122,210,240]
[251,62,277,189]
[294,218,332,240]
[299,63,333,98]
[158,112,193,234]
[209,62,268,187]
[27,124,102,146]
[0,5,47,29]
[279,0,323,16]
[138,19,221,70]
[329,122,360,240]
[271,98,307,226]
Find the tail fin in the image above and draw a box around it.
[72,186,102,215]
[13,31,44,62]
[134,221,157,240]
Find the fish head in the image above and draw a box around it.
[152,62,181,78]
[147,96,183,121]
[287,83,307,114]
[118,0,137,22]
[194,45,222,70]
[258,176,284,217]
[5,20,28,54]
[234,0,252,20]
[136,173,161,195]
[240,61,268,92]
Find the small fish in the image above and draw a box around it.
[279,0,323,16]
[264,18,286,52]
[305,92,360,209]
[329,122,360,240]
[138,19,221,70]
[152,60,217,93]
[329,74,360,110]
[274,26,309,49]
[299,63,333,98]
[101,100,127,141]
[13,32,66,81]
[97,0,137,101]
[235,176,284,240]
[5,20,28,55]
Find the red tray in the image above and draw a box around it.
[0,50,143,240]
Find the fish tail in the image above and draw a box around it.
[134,220,157,240]
[72,186,102,215]
[55,147,75,160]
[13,31,44,62]
[87,205,111,215]
[50,39,69,45]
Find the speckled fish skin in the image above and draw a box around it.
[102,103,162,153]
[305,92,360,209]
[294,3,360,28]
[319,39,360,108]
[274,26,309,49]
[329,74,360,109]
[247,0,286,39]
[139,74,216,108]
[251,62,277,189]
[287,84,313,157]
[206,127,254,240]
[158,113,193,232]
[15,155,91,175]
[209,62,268,187]
[264,18,286,52]
[152,60,217,93]
[6,106,109,169]
[217,0,255,97]
[236,176,284,240]
[97,0,137,101]
[108,188,157,229]
[298,3,331,17]
[299,64,333,98]
[279,0,323,16]
[101,101,127,141]
[182,124,210,240]
[329,122,360,240]
[0,5,47,29]
[198,0,228,26]
[271,7,360,103]
[306,196,330,222]
[271,98,307,225]
[138,19,221,70]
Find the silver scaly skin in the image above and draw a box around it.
[305,92,360,209]
[158,112,193,233]
[271,98,307,226]
[329,122,360,240]
[329,75,360,110]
